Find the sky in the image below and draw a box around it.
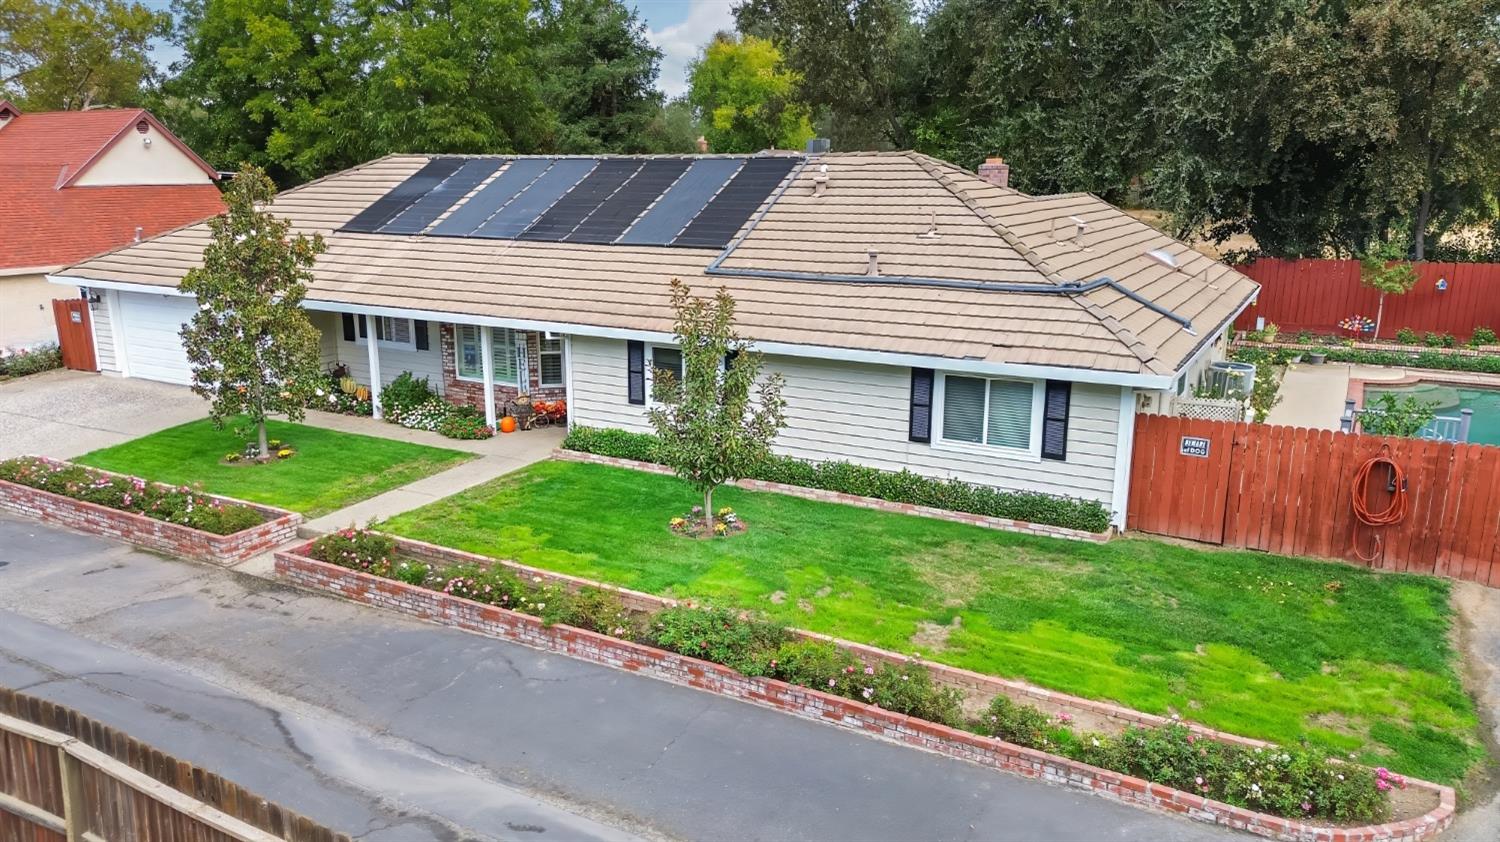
[139,0,734,98]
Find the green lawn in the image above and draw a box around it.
[77,418,472,517]
[380,460,1486,785]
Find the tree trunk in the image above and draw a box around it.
[703,486,715,534]
[1411,187,1432,262]
[1375,292,1387,340]
[258,421,270,461]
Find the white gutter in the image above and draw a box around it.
[48,273,1183,389]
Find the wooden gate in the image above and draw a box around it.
[1128,413,1500,585]
[49,299,96,372]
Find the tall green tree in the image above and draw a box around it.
[687,32,813,153]
[0,0,167,109]
[531,0,663,153]
[180,166,326,460]
[647,280,787,534]
[733,0,920,150]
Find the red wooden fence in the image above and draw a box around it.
[1232,258,1500,341]
[1128,413,1500,586]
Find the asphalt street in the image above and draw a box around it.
[0,513,1238,841]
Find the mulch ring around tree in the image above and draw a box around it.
[220,439,297,466]
[669,506,747,539]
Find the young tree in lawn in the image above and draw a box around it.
[180,165,326,460]
[647,280,787,533]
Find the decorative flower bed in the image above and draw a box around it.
[222,438,296,464]
[670,506,745,538]
[276,529,1455,836]
[0,456,300,564]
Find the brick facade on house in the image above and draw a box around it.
[439,323,566,412]
[274,546,1455,842]
[552,449,1113,543]
[1,472,300,565]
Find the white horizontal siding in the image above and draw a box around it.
[329,317,445,394]
[569,335,1120,507]
[92,291,117,372]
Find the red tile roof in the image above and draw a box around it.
[0,107,224,271]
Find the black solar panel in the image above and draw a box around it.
[470,158,597,239]
[339,157,465,233]
[671,157,800,249]
[564,159,693,244]
[429,158,551,237]
[519,159,643,241]
[379,158,502,235]
[617,158,742,246]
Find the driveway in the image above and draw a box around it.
[0,369,206,459]
[0,514,1235,842]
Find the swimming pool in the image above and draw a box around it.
[1364,382,1500,446]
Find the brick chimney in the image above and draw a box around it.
[695,135,709,154]
[977,156,1010,188]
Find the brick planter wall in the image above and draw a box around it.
[0,465,300,565]
[553,449,1113,543]
[273,548,1454,842]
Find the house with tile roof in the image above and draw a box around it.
[0,101,223,349]
[51,149,1259,526]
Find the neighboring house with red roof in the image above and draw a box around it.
[0,101,223,349]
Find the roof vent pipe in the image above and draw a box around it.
[813,164,829,197]
[866,249,879,277]
[133,226,143,243]
[695,135,709,153]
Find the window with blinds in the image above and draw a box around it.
[650,346,683,382]
[539,335,564,386]
[456,326,519,384]
[940,375,1035,452]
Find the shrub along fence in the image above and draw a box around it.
[0,687,349,842]
[1128,413,1500,585]
[1233,259,1500,341]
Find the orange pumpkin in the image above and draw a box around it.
[499,416,517,434]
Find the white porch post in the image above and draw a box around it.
[365,316,383,420]
[562,334,575,431]
[480,325,497,428]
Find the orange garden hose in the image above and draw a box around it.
[1351,445,1408,562]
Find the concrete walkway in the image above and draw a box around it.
[1266,362,1417,429]
[0,514,1234,842]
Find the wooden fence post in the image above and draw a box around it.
[58,744,85,842]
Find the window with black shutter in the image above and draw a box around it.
[909,368,934,443]
[414,320,429,350]
[1041,380,1071,460]
[341,313,356,342]
[627,340,645,404]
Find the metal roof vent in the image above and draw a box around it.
[813,164,829,197]
[133,226,143,242]
[1146,248,1178,268]
[866,249,880,276]
[918,210,940,240]
[1051,215,1091,250]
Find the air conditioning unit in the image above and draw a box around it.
[1208,361,1256,398]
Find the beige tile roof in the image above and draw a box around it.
[60,151,1257,382]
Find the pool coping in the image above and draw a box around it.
[1348,372,1500,412]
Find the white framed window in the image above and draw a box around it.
[539,334,565,387]
[934,373,1043,458]
[456,325,521,386]
[357,316,416,350]
[648,344,682,382]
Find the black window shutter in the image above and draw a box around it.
[724,348,740,370]
[627,340,645,405]
[357,315,368,339]
[1042,380,1072,460]
[414,320,429,350]
[909,368,934,443]
[341,313,356,342]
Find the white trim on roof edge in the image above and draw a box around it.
[49,274,1184,389]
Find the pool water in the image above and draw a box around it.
[1364,383,1500,446]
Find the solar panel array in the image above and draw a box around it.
[341,155,802,249]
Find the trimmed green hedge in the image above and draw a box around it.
[1233,344,1500,374]
[562,426,1113,534]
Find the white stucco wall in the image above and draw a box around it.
[568,335,1123,508]
[71,122,213,187]
[0,273,69,347]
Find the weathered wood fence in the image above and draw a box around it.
[1232,258,1500,340]
[1128,413,1500,585]
[0,687,351,842]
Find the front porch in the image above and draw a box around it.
[309,311,570,433]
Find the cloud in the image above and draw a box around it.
[647,0,736,99]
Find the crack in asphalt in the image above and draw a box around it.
[642,701,712,772]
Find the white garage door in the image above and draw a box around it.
[118,293,197,385]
